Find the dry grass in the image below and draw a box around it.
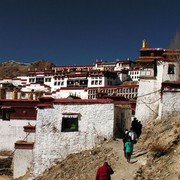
[176,121,180,128]
[174,128,178,134]
[150,142,168,158]
[141,129,152,142]
[134,114,180,180]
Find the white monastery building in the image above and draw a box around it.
[135,39,180,123]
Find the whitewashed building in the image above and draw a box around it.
[0,100,37,151]
[128,69,141,81]
[0,59,138,101]
[135,40,180,124]
[159,81,180,118]
[13,97,132,179]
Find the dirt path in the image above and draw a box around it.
[103,139,147,180]
[32,138,148,180]
[0,139,147,180]
[0,175,12,180]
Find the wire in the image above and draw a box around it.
[137,89,161,98]
[140,99,159,115]
[138,97,161,104]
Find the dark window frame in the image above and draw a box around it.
[168,64,175,74]
[61,117,78,132]
[2,108,11,121]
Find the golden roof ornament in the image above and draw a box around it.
[142,39,148,48]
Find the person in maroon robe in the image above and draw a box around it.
[95,162,114,180]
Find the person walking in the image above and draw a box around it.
[128,128,137,144]
[95,162,114,180]
[122,129,129,157]
[124,139,133,163]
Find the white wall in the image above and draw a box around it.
[162,61,179,82]
[128,70,140,81]
[21,84,50,92]
[135,79,161,124]
[0,119,36,151]
[135,60,164,124]
[31,102,114,178]
[135,60,180,124]
[87,77,105,87]
[50,77,68,92]
[13,149,33,179]
[53,89,88,99]
[161,90,180,118]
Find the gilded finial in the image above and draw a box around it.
[142,39,148,48]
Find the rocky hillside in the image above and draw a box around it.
[0,60,55,78]
[134,114,180,179]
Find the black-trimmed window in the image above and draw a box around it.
[2,108,11,121]
[61,117,78,132]
[132,110,135,115]
[36,77,44,83]
[168,64,175,74]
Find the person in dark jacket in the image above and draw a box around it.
[122,129,130,157]
[95,162,114,180]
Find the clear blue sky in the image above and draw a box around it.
[0,0,179,65]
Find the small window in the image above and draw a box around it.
[168,64,175,74]
[2,108,11,121]
[61,117,78,132]
[132,110,135,115]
